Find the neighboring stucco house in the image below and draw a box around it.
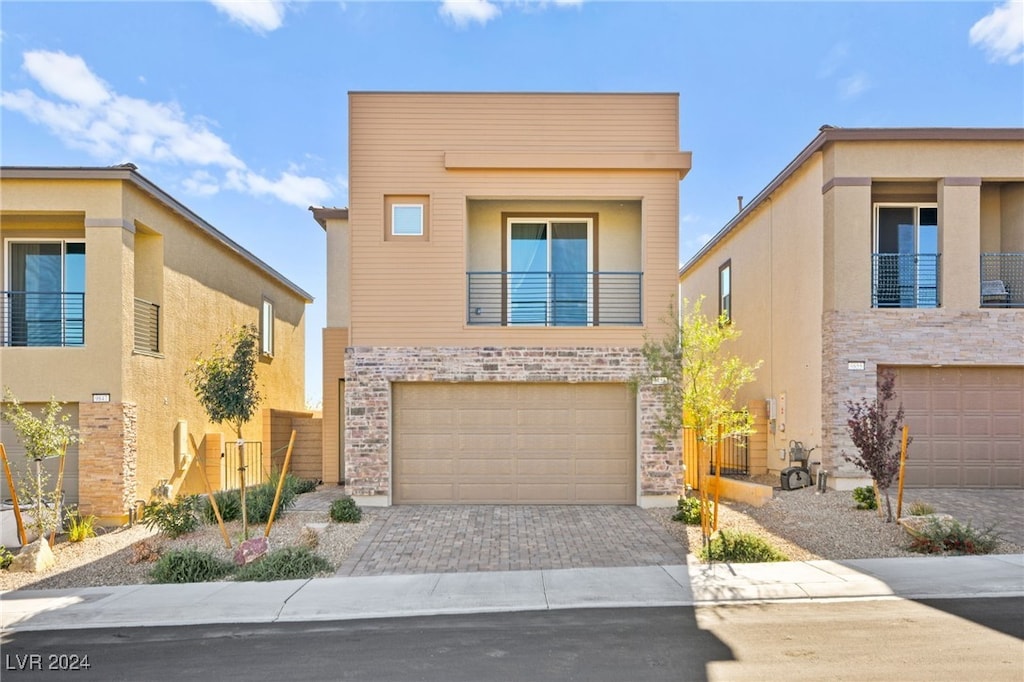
[1,165,312,525]
[312,92,692,507]
[679,128,1024,490]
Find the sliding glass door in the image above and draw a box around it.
[508,219,592,325]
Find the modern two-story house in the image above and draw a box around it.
[1,166,312,525]
[313,92,692,507]
[679,128,1024,490]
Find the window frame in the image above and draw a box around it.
[4,237,86,347]
[384,195,430,241]
[260,296,275,358]
[718,259,732,324]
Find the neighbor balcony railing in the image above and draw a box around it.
[871,253,941,308]
[467,271,643,326]
[1,291,85,346]
[980,253,1024,308]
[134,297,160,353]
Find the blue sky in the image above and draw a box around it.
[3,1,1022,405]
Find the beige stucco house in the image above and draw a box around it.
[313,92,692,507]
[1,166,312,525]
[679,128,1024,490]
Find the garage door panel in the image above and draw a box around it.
[393,382,635,504]
[402,408,455,427]
[897,367,1023,488]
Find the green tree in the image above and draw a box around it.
[633,297,761,548]
[1,388,79,538]
[186,323,263,538]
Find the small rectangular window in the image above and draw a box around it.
[384,195,430,241]
[719,260,732,323]
[392,205,423,236]
[260,297,274,357]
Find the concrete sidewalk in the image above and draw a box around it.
[3,554,1021,633]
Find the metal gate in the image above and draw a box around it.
[222,441,264,490]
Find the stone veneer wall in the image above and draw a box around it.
[822,310,1024,479]
[77,401,138,521]
[344,346,682,502]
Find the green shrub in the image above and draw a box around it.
[907,500,935,516]
[245,477,297,525]
[852,486,877,510]
[65,509,97,542]
[150,549,235,583]
[671,495,708,525]
[234,546,333,582]
[0,545,13,570]
[907,518,1000,555]
[291,477,319,495]
[142,496,201,538]
[699,530,789,563]
[330,497,362,523]
[200,490,242,524]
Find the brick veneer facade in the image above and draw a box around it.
[822,310,1024,479]
[77,402,138,522]
[344,346,682,504]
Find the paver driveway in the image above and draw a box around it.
[335,505,691,577]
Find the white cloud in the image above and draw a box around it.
[817,42,850,79]
[227,168,333,208]
[440,0,501,27]
[970,0,1024,65]
[1,49,335,209]
[839,72,871,100]
[23,50,111,107]
[209,0,288,33]
[182,170,221,197]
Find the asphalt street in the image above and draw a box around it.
[3,598,1021,682]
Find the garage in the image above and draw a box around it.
[0,403,80,506]
[392,382,636,504]
[894,367,1023,488]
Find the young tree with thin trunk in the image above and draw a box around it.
[633,297,761,549]
[186,324,262,538]
[842,369,910,522]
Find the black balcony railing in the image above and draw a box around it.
[1,291,85,346]
[134,297,160,353]
[980,253,1024,308]
[467,271,642,326]
[871,253,941,308]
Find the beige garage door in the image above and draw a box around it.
[894,367,1023,488]
[393,383,636,504]
[0,403,79,506]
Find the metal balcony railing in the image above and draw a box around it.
[871,253,941,308]
[1,291,85,346]
[467,271,643,326]
[980,253,1024,308]
[134,297,160,353]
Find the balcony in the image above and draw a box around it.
[871,254,941,308]
[134,297,160,353]
[1,291,85,346]
[980,253,1024,308]
[467,271,643,326]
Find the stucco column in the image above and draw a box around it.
[83,217,134,401]
[938,178,982,310]
[822,179,872,310]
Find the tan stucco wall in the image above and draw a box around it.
[1,175,308,514]
[680,134,1024,483]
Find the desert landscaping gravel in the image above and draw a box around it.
[2,485,1020,593]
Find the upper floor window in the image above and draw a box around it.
[260,297,274,357]
[384,195,430,241]
[718,260,732,323]
[3,240,85,346]
[872,204,940,308]
[508,218,593,326]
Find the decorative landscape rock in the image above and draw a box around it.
[10,538,57,573]
[898,513,957,538]
[234,536,270,565]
